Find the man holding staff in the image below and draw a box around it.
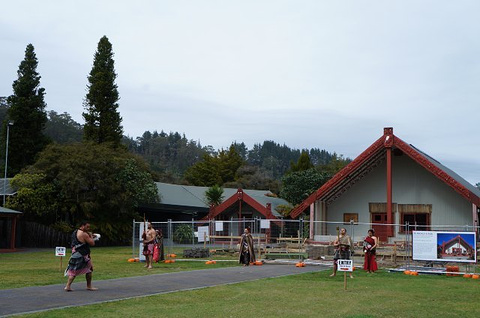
[143,222,156,269]
[330,227,354,278]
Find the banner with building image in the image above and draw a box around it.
[413,231,477,263]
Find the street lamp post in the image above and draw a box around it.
[3,121,14,206]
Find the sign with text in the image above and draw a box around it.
[337,259,353,272]
[260,219,270,229]
[197,226,209,242]
[215,221,224,232]
[138,222,147,261]
[55,246,66,257]
[413,231,477,263]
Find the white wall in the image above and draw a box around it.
[315,152,473,240]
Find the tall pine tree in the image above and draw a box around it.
[83,36,123,146]
[4,44,49,175]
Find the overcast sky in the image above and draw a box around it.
[1,1,479,184]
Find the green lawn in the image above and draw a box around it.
[3,248,480,317]
[0,246,236,289]
[18,270,480,318]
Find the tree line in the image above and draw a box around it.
[1,37,158,243]
[0,36,350,242]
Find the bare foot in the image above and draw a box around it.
[87,287,98,291]
[350,275,354,278]
[144,264,148,268]
[64,287,72,292]
[147,266,153,269]
[329,273,336,277]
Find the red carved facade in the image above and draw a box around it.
[290,127,480,220]
[202,189,277,221]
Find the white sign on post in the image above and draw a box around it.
[138,222,147,261]
[215,221,224,232]
[337,259,353,272]
[55,246,66,257]
[260,219,270,229]
[197,226,209,242]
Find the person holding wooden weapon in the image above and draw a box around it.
[142,218,156,269]
[330,227,354,278]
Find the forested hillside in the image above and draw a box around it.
[1,101,349,192]
[124,130,348,189]
[0,98,348,194]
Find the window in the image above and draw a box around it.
[399,204,431,233]
[400,213,430,232]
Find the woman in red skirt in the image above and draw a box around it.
[363,229,378,273]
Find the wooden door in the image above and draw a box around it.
[371,213,388,242]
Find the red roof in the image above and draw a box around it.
[290,127,480,218]
[442,235,474,251]
[202,188,278,220]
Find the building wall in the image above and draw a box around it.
[315,152,473,241]
[445,243,467,254]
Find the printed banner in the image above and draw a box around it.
[260,219,270,229]
[139,222,147,261]
[413,231,477,263]
[197,226,209,242]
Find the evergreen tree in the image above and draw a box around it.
[4,44,50,175]
[0,97,8,130]
[83,36,123,146]
[184,144,244,186]
[289,150,314,173]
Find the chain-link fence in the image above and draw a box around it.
[132,219,480,268]
[132,218,306,259]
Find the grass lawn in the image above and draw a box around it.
[0,246,237,289]
[3,248,480,317]
[18,270,480,318]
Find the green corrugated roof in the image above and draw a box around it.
[155,182,290,217]
[0,206,22,214]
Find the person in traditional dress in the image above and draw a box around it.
[143,222,156,269]
[363,229,378,273]
[239,227,255,266]
[154,228,165,262]
[64,221,98,291]
[330,227,354,278]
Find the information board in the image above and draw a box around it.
[413,231,477,263]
